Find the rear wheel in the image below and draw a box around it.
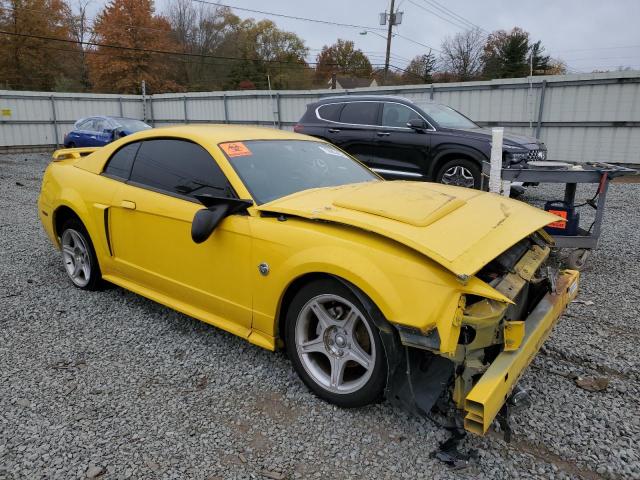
[59,218,101,290]
[285,279,386,408]
[435,158,481,189]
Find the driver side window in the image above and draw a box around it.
[93,119,106,132]
[382,103,422,128]
[129,139,233,199]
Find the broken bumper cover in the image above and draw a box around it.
[463,269,580,434]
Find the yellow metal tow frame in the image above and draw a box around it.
[464,269,580,435]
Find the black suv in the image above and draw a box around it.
[295,95,547,189]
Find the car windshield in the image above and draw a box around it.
[221,140,379,204]
[112,118,151,132]
[416,103,479,129]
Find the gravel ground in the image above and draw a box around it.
[1,152,639,480]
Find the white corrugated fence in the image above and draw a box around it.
[1,71,639,164]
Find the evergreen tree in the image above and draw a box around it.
[403,51,437,83]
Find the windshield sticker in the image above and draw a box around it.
[220,142,252,157]
[318,145,348,157]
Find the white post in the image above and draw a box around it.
[489,127,504,194]
[141,80,147,123]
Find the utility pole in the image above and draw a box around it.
[381,0,402,85]
[383,0,395,85]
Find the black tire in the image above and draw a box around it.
[435,158,482,189]
[66,142,76,148]
[59,218,102,290]
[285,278,387,408]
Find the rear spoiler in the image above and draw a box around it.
[52,147,100,161]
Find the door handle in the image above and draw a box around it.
[328,128,341,133]
[376,131,391,136]
[120,200,136,210]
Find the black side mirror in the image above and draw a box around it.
[407,118,428,131]
[191,206,230,243]
[109,127,126,139]
[191,194,253,244]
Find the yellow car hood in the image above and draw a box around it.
[256,181,559,279]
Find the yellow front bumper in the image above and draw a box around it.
[464,269,580,435]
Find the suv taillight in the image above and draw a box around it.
[293,124,304,133]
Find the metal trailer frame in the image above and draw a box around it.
[482,161,637,268]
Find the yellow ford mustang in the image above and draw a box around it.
[38,125,579,435]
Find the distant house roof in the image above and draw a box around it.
[328,76,378,89]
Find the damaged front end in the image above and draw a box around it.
[387,230,580,436]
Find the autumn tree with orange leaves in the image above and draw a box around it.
[88,0,181,94]
[0,0,74,90]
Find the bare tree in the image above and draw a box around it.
[166,0,242,89]
[439,28,485,81]
[68,0,94,90]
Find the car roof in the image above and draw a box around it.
[106,116,144,121]
[312,95,414,105]
[75,115,141,123]
[73,125,325,175]
[124,124,311,144]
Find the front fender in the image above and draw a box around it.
[249,219,471,348]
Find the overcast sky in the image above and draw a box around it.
[96,0,640,73]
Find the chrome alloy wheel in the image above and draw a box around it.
[441,165,475,188]
[294,294,376,394]
[61,229,91,288]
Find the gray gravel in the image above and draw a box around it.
[1,152,639,479]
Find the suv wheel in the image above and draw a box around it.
[435,159,481,189]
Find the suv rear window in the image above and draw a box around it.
[317,103,343,122]
[339,102,378,126]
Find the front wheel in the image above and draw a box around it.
[435,158,481,189]
[285,279,386,408]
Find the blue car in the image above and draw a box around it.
[64,116,151,148]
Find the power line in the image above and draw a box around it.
[0,28,425,81]
[420,0,488,34]
[0,29,315,66]
[408,0,474,32]
[190,0,387,32]
[192,0,437,55]
[394,32,441,53]
[2,2,433,69]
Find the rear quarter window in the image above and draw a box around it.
[103,142,140,180]
[317,103,343,122]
